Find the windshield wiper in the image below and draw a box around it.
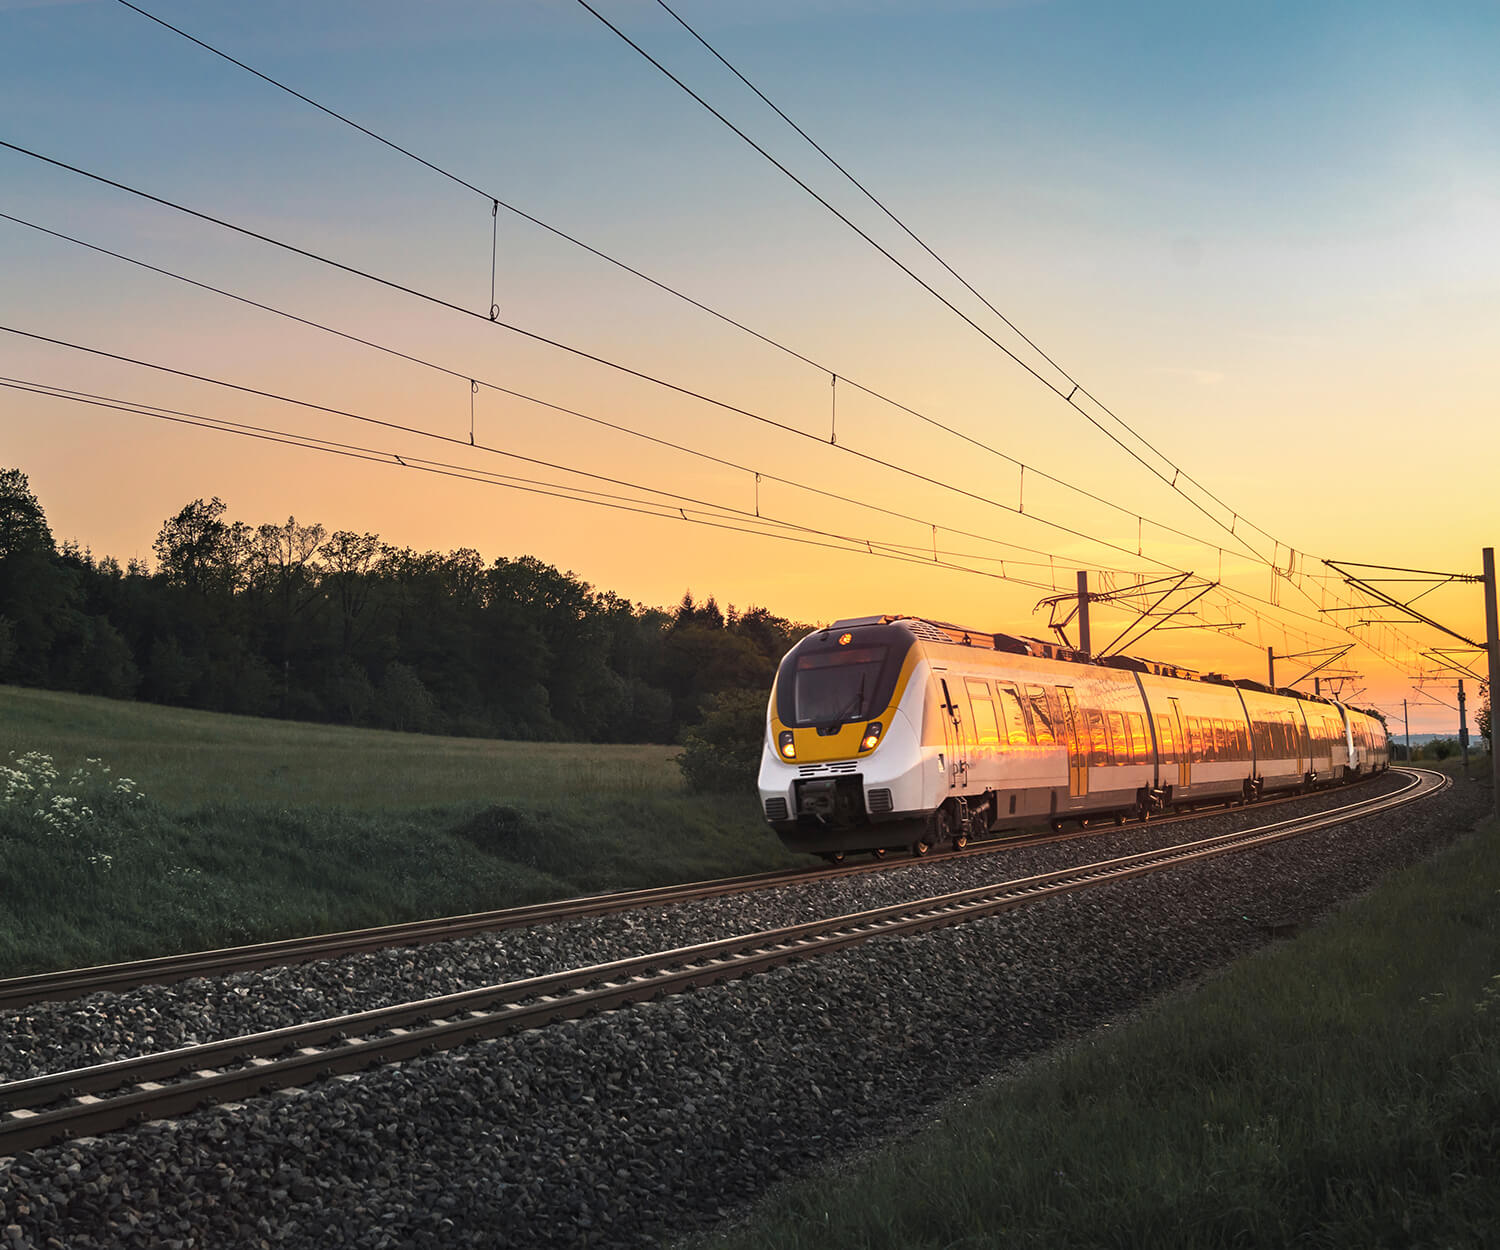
[823,672,866,731]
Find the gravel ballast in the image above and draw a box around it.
[1,770,1488,1248]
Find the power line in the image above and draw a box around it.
[3,32,1431,676]
[83,1,1284,578]
[105,0,1422,671]
[573,0,1294,576]
[604,4,1449,683]
[0,145,1196,572]
[3,377,1084,593]
[0,211,1140,574]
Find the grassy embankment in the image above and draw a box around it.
[692,789,1500,1250]
[0,685,791,977]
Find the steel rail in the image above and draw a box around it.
[0,774,1395,1011]
[0,769,1443,1155]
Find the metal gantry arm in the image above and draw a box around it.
[1035,571,1219,656]
[1322,558,1485,649]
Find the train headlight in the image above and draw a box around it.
[778,730,797,760]
[861,721,883,751]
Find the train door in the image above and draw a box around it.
[1057,686,1087,797]
[937,675,970,791]
[1169,697,1190,789]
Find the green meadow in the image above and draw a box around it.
[0,685,793,977]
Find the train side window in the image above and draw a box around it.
[1156,715,1176,764]
[1127,713,1148,764]
[1026,685,1056,746]
[1106,711,1127,765]
[1085,709,1108,766]
[1215,719,1229,761]
[1045,688,1071,749]
[1182,716,1196,762]
[997,682,1032,746]
[965,679,1001,746]
[1254,720,1270,757]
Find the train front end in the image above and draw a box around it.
[757,619,929,857]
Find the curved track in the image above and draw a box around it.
[0,768,1445,1154]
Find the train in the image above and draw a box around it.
[757,614,1391,860]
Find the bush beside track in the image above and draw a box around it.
[691,765,1500,1250]
[0,685,796,977]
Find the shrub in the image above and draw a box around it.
[677,688,767,794]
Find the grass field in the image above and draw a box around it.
[689,793,1500,1250]
[0,685,681,809]
[0,685,793,976]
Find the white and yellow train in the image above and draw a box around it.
[758,615,1390,859]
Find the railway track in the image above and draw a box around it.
[0,768,1446,1155]
[0,772,1398,1011]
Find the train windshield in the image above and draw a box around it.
[792,647,888,725]
[775,626,913,728]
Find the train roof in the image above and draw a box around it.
[828,614,1370,709]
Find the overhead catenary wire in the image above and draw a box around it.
[572,0,1291,576]
[0,213,1136,573]
[3,378,1089,593]
[1,55,1436,674]
[592,3,1447,679]
[102,1,1294,575]
[97,2,1433,675]
[0,154,1194,574]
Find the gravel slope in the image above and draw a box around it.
[1,769,1485,1249]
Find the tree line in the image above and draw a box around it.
[0,469,811,743]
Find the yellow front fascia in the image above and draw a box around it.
[769,647,923,765]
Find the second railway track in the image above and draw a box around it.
[0,768,1448,1155]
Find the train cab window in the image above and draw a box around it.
[782,642,895,727]
[1026,686,1056,745]
[965,679,1001,746]
[1127,713,1148,764]
[1156,715,1176,764]
[1106,712,1127,765]
[996,682,1032,746]
[1085,709,1108,766]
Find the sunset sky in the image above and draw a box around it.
[3,0,1497,731]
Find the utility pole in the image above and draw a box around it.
[1459,679,1469,777]
[1076,570,1091,656]
[1267,646,1275,690]
[1404,698,1411,764]
[1314,676,1320,697]
[1484,547,1500,812]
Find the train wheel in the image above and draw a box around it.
[910,836,932,857]
[871,848,887,860]
[953,830,969,851]
[1114,812,1126,826]
[820,852,845,865]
